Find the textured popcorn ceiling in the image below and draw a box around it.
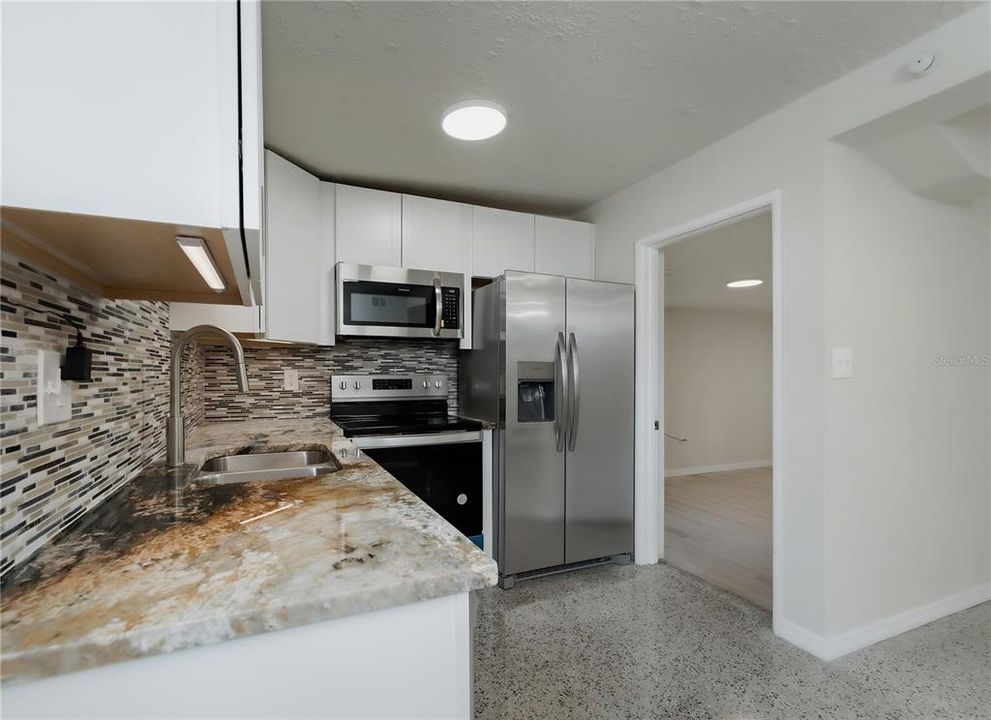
[263,1,971,215]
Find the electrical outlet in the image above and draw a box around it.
[283,368,299,391]
[37,350,72,425]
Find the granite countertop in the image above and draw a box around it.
[0,419,497,685]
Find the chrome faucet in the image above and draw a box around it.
[167,324,249,468]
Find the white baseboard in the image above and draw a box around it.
[666,460,771,478]
[774,618,831,660]
[776,583,991,661]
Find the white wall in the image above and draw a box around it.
[823,140,990,634]
[583,5,990,644]
[664,308,772,474]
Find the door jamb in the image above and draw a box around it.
[633,190,783,624]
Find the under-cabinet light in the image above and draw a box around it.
[176,236,225,292]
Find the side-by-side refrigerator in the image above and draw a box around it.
[461,271,635,588]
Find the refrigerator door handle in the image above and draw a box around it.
[567,332,580,451]
[554,332,568,452]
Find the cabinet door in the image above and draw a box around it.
[169,303,262,334]
[3,1,261,306]
[2,1,228,229]
[316,182,337,346]
[472,207,535,278]
[535,217,595,279]
[234,0,264,303]
[401,195,472,274]
[264,151,322,343]
[335,185,402,267]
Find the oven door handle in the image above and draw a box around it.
[432,277,443,337]
[349,431,483,449]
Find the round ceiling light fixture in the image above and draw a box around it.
[726,279,763,288]
[442,100,507,141]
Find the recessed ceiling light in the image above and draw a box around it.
[442,100,507,141]
[176,236,225,292]
[726,279,763,288]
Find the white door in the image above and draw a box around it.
[472,207,535,278]
[535,217,595,279]
[401,195,472,274]
[335,185,402,267]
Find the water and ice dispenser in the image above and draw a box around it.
[517,361,555,423]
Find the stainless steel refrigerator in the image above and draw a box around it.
[461,271,635,587]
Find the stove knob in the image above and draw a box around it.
[422,380,429,389]
[338,381,347,390]
[353,381,361,390]
[434,380,443,389]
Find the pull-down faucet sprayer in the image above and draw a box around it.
[167,324,249,468]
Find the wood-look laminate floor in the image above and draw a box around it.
[664,466,772,610]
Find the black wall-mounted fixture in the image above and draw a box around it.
[1,296,94,382]
[60,328,93,382]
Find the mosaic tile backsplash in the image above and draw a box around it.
[198,337,460,421]
[0,254,172,577]
[0,250,462,576]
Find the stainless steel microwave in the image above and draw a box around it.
[336,263,465,340]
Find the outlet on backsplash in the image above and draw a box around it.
[283,368,299,391]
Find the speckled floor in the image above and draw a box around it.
[473,563,991,720]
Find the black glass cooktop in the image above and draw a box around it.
[331,399,482,438]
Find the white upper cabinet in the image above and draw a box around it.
[472,207,535,278]
[169,303,262,334]
[401,195,472,274]
[235,0,265,304]
[1,1,229,225]
[1,0,263,305]
[534,217,595,280]
[264,151,333,345]
[335,185,403,267]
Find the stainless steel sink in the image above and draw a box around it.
[196,449,340,485]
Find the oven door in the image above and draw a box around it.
[353,432,482,540]
[337,263,463,339]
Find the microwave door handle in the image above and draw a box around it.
[555,332,568,452]
[432,278,442,337]
[567,332,580,451]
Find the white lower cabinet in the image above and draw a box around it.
[3,593,473,720]
[534,216,595,279]
[472,206,535,278]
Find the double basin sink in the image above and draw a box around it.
[196,449,340,485]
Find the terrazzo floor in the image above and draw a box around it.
[473,563,991,720]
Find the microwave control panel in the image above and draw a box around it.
[441,287,461,329]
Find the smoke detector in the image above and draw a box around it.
[908,53,936,76]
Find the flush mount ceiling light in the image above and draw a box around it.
[442,100,507,141]
[176,236,225,292]
[726,279,763,289]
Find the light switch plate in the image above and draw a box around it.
[832,347,853,379]
[37,349,72,425]
[283,368,299,391]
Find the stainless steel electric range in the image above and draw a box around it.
[330,374,483,545]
